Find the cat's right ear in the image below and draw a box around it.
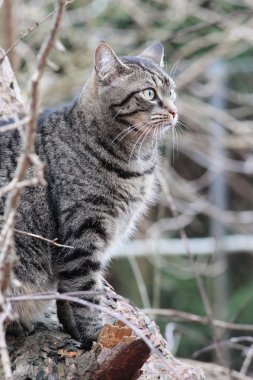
[94,42,129,84]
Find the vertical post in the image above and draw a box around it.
[209,61,229,361]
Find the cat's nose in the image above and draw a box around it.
[169,110,177,119]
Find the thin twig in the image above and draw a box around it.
[7,292,164,360]
[0,177,45,199]
[163,9,253,43]
[0,117,29,134]
[142,308,253,332]
[240,343,253,375]
[0,0,73,63]
[0,11,55,64]
[14,229,74,249]
[0,2,67,378]
[128,256,151,308]
[159,173,232,374]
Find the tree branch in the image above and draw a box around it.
[0,1,67,378]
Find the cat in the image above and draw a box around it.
[0,41,177,349]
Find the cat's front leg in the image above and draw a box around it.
[56,246,104,349]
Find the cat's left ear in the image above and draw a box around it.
[138,41,164,67]
[95,42,130,84]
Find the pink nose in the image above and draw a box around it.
[170,110,177,119]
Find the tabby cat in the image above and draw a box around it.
[0,42,177,348]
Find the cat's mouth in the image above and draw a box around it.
[151,113,178,128]
[113,113,178,145]
[132,114,178,135]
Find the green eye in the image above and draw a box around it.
[142,88,156,101]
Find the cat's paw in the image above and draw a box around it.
[81,336,94,350]
[80,328,103,350]
[7,320,35,337]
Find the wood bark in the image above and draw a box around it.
[5,284,251,380]
[0,48,26,119]
[6,284,206,380]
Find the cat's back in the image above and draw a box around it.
[0,120,21,185]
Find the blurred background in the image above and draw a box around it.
[1,0,253,375]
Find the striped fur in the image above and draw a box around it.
[0,42,178,348]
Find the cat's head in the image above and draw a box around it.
[92,41,177,138]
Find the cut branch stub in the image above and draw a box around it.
[90,322,150,379]
[92,338,150,380]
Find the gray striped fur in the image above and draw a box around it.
[0,42,177,348]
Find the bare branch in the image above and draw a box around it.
[0,1,67,378]
[159,174,231,373]
[14,229,74,249]
[142,308,253,333]
[8,291,163,360]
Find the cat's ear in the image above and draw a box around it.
[95,42,129,83]
[138,42,164,67]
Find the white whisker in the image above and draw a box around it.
[129,121,153,162]
[112,126,133,144]
[113,110,122,120]
[112,120,150,144]
[175,123,183,135]
[170,58,182,78]
[137,125,153,161]
[153,126,159,156]
[152,125,157,150]
[177,119,190,131]
[158,124,163,145]
[151,126,158,160]
[174,126,179,154]
[172,125,176,165]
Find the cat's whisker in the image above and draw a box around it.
[174,125,179,154]
[152,124,157,150]
[131,121,153,140]
[165,58,168,73]
[116,125,143,143]
[155,126,159,151]
[170,58,182,78]
[112,120,150,144]
[137,124,153,161]
[175,123,183,136]
[114,120,149,144]
[112,126,133,144]
[129,121,153,162]
[131,120,150,129]
[172,124,176,165]
[113,110,122,120]
[177,119,190,131]
[130,120,152,138]
[151,126,158,160]
[154,126,159,160]
[171,124,180,158]
[158,125,163,146]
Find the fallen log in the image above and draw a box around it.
[6,284,251,379]
[7,283,205,380]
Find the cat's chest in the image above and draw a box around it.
[113,172,156,239]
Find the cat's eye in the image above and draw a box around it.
[142,88,156,101]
